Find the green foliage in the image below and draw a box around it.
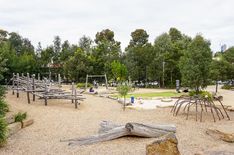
[76,83,92,88]
[111,60,127,82]
[0,86,8,117]
[14,112,27,123]
[125,29,153,82]
[117,83,132,97]
[113,91,180,98]
[116,83,132,110]
[179,35,212,92]
[0,100,9,117]
[221,84,233,90]
[0,116,8,146]
[189,90,213,100]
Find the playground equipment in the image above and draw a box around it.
[11,73,85,109]
[85,74,108,90]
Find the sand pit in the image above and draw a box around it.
[0,86,234,155]
[125,98,176,110]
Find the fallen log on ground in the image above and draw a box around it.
[206,129,234,143]
[61,121,176,146]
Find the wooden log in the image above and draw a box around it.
[206,129,234,143]
[62,121,176,146]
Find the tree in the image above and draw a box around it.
[125,29,153,83]
[169,27,182,43]
[222,47,234,81]
[53,36,61,63]
[92,29,121,76]
[179,35,212,93]
[79,35,93,53]
[63,48,92,81]
[152,33,173,87]
[117,83,132,111]
[111,60,127,82]
[0,29,8,43]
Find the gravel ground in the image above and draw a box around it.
[0,87,234,155]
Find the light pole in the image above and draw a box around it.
[162,61,165,88]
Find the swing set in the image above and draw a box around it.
[85,74,108,90]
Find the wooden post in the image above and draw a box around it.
[44,78,48,106]
[21,73,24,77]
[58,74,61,87]
[105,74,108,90]
[49,72,51,82]
[38,73,40,81]
[27,73,30,104]
[16,73,19,98]
[12,73,15,95]
[75,89,78,109]
[85,74,88,90]
[32,74,35,101]
[71,82,74,103]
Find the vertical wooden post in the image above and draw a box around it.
[44,78,48,106]
[12,73,15,95]
[49,72,51,82]
[105,74,108,90]
[38,73,40,81]
[71,82,74,103]
[32,74,35,101]
[58,74,61,87]
[85,74,88,90]
[27,73,30,104]
[16,73,19,98]
[21,73,24,77]
[75,89,78,109]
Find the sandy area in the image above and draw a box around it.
[0,86,234,155]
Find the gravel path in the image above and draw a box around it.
[0,88,234,155]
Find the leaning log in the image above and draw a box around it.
[61,121,176,146]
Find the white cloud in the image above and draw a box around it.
[0,0,234,51]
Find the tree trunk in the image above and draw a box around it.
[61,121,176,146]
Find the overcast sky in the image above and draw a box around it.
[1,0,234,51]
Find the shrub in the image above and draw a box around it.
[76,83,92,88]
[0,100,9,117]
[0,116,8,146]
[0,85,6,98]
[221,84,233,90]
[14,112,27,123]
[117,83,132,111]
[189,90,213,100]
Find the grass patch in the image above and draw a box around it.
[112,91,181,98]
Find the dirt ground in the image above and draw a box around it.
[0,86,234,155]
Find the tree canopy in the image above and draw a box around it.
[0,27,233,88]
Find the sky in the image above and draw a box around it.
[1,0,234,52]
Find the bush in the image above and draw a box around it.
[221,84,233,90]
[0,100,9,117]
[14,112,27,123]
[76,83,92,88]
[189,90,213,100]
[0,85,6,98]
[0,116,8,146]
